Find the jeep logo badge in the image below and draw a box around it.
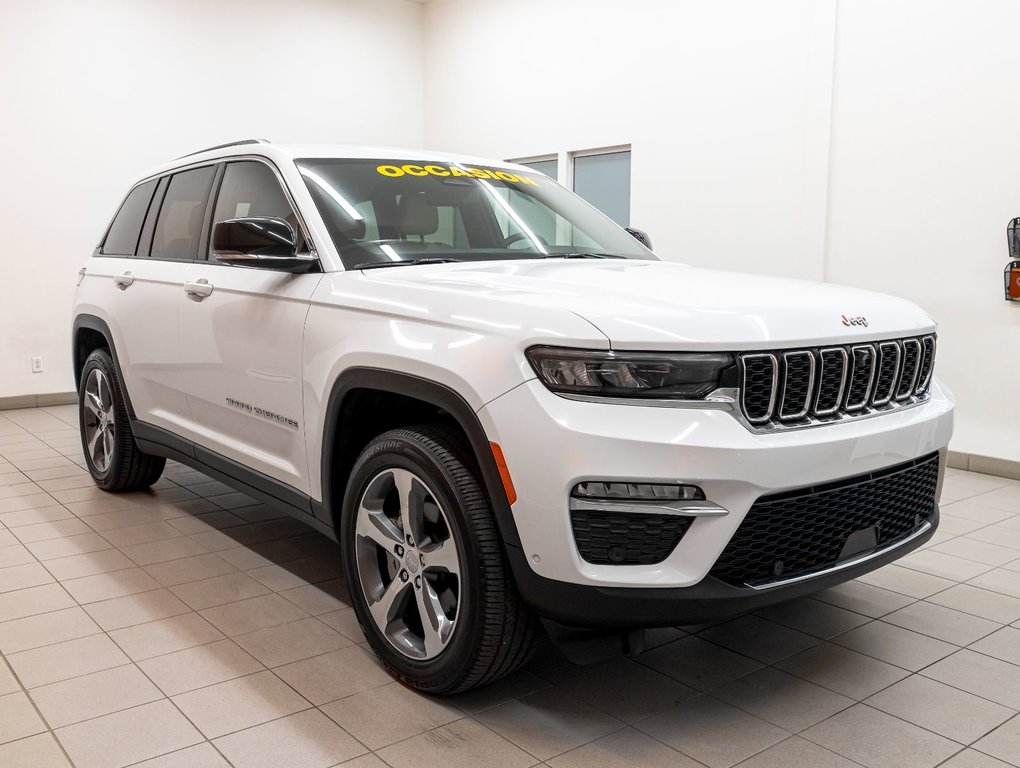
[841,314,868,328]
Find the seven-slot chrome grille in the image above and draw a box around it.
[739,334,936,430]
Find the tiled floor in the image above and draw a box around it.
[1,405,1019,768]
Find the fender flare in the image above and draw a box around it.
[318,367,522,548]
[71,314,135,418]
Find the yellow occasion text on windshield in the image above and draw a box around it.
[376,164,539,185]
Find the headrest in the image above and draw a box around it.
[397,192,438,237]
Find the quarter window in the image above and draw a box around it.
[102,180,157,256]
[150,166,216,261]
[210,161,304,256]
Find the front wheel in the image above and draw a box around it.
[78,349,165,492]
[341,425,539,693]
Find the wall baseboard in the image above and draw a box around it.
[0,392,78,410]
[948,450,1020,482]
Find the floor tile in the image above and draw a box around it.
[732,735,861,767]
[866,674,1015,744]
[802,704,958,768]
[376,717,537,768]
[198,592,308,636]
[970,568,1020,599]
[275,645,393,705]
[124,742,231,767]
[699,615,820,665]
[279,580,349,615]
[831,619,957,670]
[108,612,224,661]
[475,687,622,761]
[0,658,19,695]
[213,708,365,768]
[7,633,129,688]
[973,713,1020,767]
[0,606,101,654]
[899,549,995,581]
[448,671,551,715]
[29,663,163,728]
[937,749,1016,768]
[55,699,204,768]
[0,561,53,592]
[0,583,74,622]
[234,616,351,668]
[713,667,854,733]
[61,567,161,604]
[776,642,909,699]
[923,649,1020,709]
[144,552,237,587]
[547,726,701,768]
[139,638,263,696]
[120,536,209,566]
[0,690,47,744]
[926,584,1020,624]
[322,680,463,750]
[10,516,85,540]
[970,626,1020,666]
[170,572,271,610]
[637,635,763,691]
[0,733,73,768]
[753,597,871,639]
[42,549,134,580]
[84,588,190,630]
[638,693,788,768]
[856,564,957,598]
[555,657,695,724]
[172,670,309,739]
[813,580,915,618]
[881,601,1001,646]
[934,537,1020,567]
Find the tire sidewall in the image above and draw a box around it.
[341,432,487,690]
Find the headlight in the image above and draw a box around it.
[526,346,735,399]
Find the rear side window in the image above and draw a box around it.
[102,180,157,255]
[151,166,216,261]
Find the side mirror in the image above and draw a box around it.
[212,217,316,272]
[625,227,652,250]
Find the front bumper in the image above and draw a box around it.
[477,378,954,622]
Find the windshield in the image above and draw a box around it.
[295,158,655,269]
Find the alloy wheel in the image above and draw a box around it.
[354,467,461,660]
[82,368,116,473]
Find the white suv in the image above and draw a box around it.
[73,139,954,693]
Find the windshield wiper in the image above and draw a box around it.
[354,258,462,270]
[536,252,626,260]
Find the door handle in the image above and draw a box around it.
[112,272,134,290]
[183,279,214,301]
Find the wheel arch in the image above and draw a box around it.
[319,368,522,549]
[72,315,136,417]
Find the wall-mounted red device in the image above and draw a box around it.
[1007,218,1020,301]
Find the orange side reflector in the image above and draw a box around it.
[489,442,517,506]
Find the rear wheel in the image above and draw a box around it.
[341,425,539,693]
[78,349,165,491]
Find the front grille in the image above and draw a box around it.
[709,453,940,587]
[571,509,693,565]
[738,334,936,429]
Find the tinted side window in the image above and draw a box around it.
[102,180,157,255]
[151,166,216,261]
[211,161,304,255]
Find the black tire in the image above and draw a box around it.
[78,348,165,492]
[341,425,540,694]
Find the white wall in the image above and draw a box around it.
[825,0,1020,462]
[424,0,1020,463]
[0,0,424,399]
[423,0,838,281]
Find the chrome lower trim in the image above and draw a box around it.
[745,521,933,591]
[568,498,728,517]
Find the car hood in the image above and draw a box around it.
[359,259,935,349]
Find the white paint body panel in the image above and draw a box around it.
[73,143,955,593]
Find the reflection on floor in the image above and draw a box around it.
[0,405,1019,768]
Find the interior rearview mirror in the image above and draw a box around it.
[625,227,652,250]
[212,217,316,272]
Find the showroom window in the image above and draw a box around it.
[517,157,558,181]
[150,166,216,261]
[102,180,157,256]
[572,149,631,227]
[211,161,304,255]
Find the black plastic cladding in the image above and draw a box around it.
[709,452,940,586]
[739,334,936,428]
[571,509,693,565]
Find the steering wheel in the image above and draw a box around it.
[501,232,549,249]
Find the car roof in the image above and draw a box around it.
[131,140,542,185]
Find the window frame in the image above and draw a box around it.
[145,163,220,263]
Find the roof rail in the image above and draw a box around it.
[177,139,270,159]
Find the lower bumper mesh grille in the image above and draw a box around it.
[709,453,940,586]
[571,509,693,565]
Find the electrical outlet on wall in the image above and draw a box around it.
[31,356,43,373]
